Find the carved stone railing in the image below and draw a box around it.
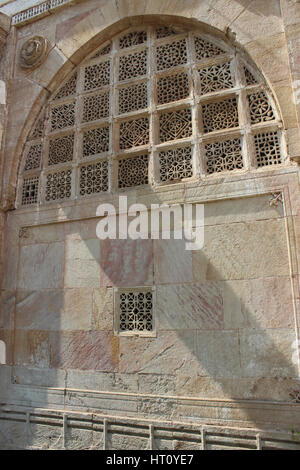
[11,0,78,26]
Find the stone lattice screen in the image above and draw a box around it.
[19,25,284,205]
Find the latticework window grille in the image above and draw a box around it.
[119,290,153,333]
[202,97,239,133]
[79,160,108,195]
[244,67,258,86]
[205,139,243,174]
[156,26,178,39]
[22,176,39,205]
[83,126,110,158]
[119,31,147,49]
[84,61,110,91]
[156,39,187,71]
[118,82,148,114]
[118,50,147,81]
[159,147,193,182]
[248,92,275,124]
[159,108,192,142]
[118,154,149,188]
[53,72,77,101]
[48,133,74,165]
[198,62,233,94]
[24,144,42,171]
[82,91,110,122]
[19,25,285,206]
[119,117,149,149]
[195,37,225,60]
[50,102,75,131]
[45,169,72,202]
[157,72,189,104]
[254,131,282,167]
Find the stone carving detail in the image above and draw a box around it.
[119,291,153,332]
[119,31,147,49]
[19,26,283,204]
[53,72,77,101]
[156,26,178,39]
[248,92,275,124]
[156,39,187,71]
[202,97,239,133]
[24,144,42,171]
[82,91,110,122]
[159,147,193,182]
[119,117,149,150]
[194,37,225,61]
[119,50,147,81]
[20,36,49,69]
[198,62,233,94]
[83,126,110,157]
[244,67,258,86]
[205,138,243,174]
[45,169,72,201]
[22,176,39,205]
[79,160,109,195]
[254,131,282,167]
[119,82,148,114]
[92,43,111,59]
[84,61,110,91]
[157,72,189,104]
[159,108,192,142]
[48,133,74,165]
[118,155,149,188]
[29,115,45,140]
[50,102,75,131]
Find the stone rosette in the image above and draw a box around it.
[19,35,50,70]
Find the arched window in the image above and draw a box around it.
[18,24,284,206]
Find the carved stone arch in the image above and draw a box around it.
[15,15,287,209]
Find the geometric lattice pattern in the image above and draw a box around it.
[84,61,110,91]
[22,176,39,205]
[159,147,193,182]
[53,72,77,101]
[20,25,284,206]
[118,154,149,188]
[195,37,225,60]
[159,108,192,142]
[205,139,243,174]
[156,39,187,71]
[119,50,147,81]
[156,26,177,39]
[119,117,149,150]
[119,290,153,332]
[48,134,74,165]
[198,62,233,94]
[50,102,75,131]
[248,92,275,124]
[92,43,111,59]
[24,143,42,171]
[157,72,189,104]
[83,126,110,158]
[119,31,147,49]
[45,169,72,202]
[202,98,239,133]
[254,131,282,167]
[79,160,109,195]
[119,82,148,114]
[30,115,44,140]
[82,91,110,122]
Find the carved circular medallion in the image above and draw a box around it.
[20,36,49,69]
